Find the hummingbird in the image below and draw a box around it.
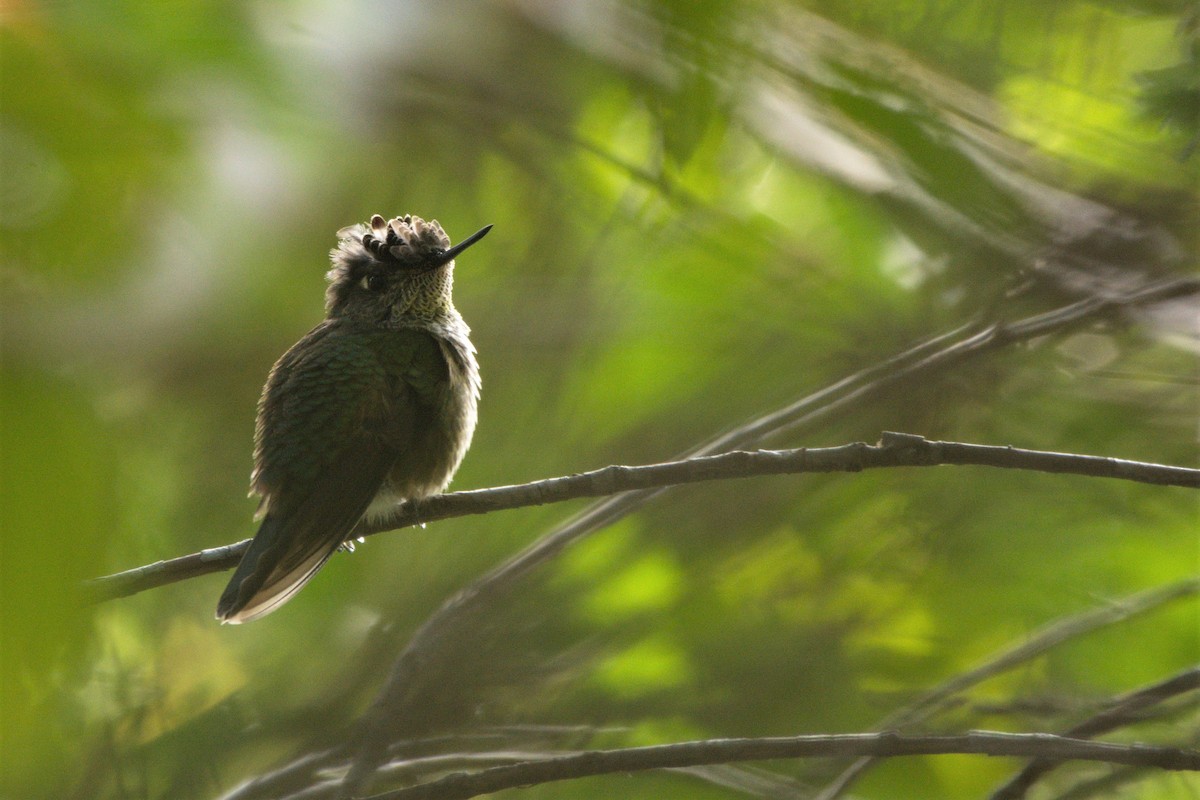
[216,214,490,623]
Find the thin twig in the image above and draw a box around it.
[989,667,1200,799]
[350,731,1200,800]
[810,579,1200,800]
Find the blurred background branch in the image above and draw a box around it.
[988,667,1200,800]
[812,578,1200,799]
[361,731,1200,800]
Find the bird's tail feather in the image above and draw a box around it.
[215,514,339,624]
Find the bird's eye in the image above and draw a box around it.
[360,274,388,292]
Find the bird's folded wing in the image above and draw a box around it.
[216,326,432,623]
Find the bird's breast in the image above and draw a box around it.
[368,327,479,518]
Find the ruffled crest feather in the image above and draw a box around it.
[330,214,451,272]
[322,213,490,320]
[325,214,457,313]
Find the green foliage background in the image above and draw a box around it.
[1,1,1196,798]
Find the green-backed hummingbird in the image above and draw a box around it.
[216,214,490,623]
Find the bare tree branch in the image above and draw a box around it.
[86,434,1199,602]
[87,275,1200,608]
[811,578,1200,800]
[218,732,815,800]
[347,731,1200,800]
[989,667,1200,799]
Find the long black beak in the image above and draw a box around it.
[433,224,493,266]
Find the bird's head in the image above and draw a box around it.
[325,214,491,324]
